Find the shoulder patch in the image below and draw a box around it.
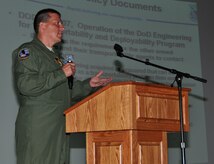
[19,48,30,59]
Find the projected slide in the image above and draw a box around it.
[0,0,207,163]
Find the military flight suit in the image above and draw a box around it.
[13,37,94,164]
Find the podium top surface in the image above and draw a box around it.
[64,81,190,115]
[64,81,190,133]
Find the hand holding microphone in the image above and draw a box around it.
[62,54,75,89]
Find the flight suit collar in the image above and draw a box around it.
[32,37,63,66]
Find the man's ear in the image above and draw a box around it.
[39,22,46,32]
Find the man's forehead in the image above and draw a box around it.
[48,13,62,21]
[48,13,61,19]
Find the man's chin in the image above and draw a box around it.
[53,39,63,46]
[56,37,62,43]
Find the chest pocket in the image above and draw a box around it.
[36,48,63,72]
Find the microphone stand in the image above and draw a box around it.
[116,51,207,164]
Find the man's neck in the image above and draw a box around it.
[37,34,54,48]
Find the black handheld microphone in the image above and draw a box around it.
[114,43,124,57]
[66,55,74,89]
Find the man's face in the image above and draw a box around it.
[42,13,64,45]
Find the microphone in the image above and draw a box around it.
[114,60,124,72]
[66,54,74,89]
[114,44,124,57]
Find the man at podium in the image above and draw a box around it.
[12,8,112,164]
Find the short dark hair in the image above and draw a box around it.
[33,8,61,34]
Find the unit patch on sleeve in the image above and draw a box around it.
[19,48,30,60]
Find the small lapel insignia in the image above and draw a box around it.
[55,57,63,66]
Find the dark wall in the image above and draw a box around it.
[197,0,214,164]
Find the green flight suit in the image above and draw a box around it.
[13,37,93,164]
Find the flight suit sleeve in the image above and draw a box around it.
[13,47,67,97]
[70,78,100,106]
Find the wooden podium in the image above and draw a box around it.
[64,81,190,164]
